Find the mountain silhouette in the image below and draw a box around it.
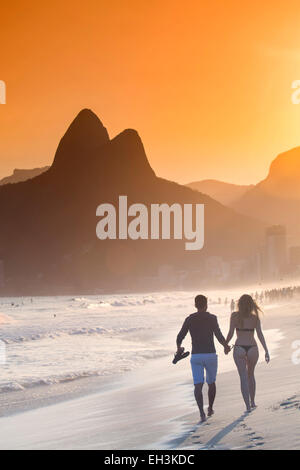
[0,109,264,294]
[186,179,254,206]
[232,146,300,241]
[0,167,49,186]
[51,109,110,174]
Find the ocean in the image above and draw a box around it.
[0,289,283,394]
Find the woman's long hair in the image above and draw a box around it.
[237,294,262,327]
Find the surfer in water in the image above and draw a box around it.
[176,295,230,422]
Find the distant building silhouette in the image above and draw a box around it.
[265,225,287,278]
[289,246,300,272]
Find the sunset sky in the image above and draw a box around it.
[1,0,300,184]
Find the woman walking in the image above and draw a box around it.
[225,294,270,412]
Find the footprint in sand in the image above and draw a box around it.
[271,395,300,411]
[278,396,300,410]
[242,424,265,448]
[249,434,264,445]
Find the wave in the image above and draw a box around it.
[71,296,157,309]
[1,326,147,344]
[0,371,101,393]
[0,348,170,394]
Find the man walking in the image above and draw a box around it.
[176,295,230,422]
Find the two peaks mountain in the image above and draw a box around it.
[0,109,265,292]
[50,109,156,183]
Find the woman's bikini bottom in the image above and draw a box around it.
[234,344,258,354]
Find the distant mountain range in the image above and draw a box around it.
[0,109,265,295]
[188,146,300,244]
[0,167,49,186]
[231,147,300,241]
[231,146,300,213]
[186,180,254,206]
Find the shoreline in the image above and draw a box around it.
[1,276,300,300]
[0,373,124,419]
[0,299,298,449]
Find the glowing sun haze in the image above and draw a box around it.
[1,0,300,184]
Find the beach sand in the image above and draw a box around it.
[0,297,299,450]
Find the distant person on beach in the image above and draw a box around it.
[176,295,230,422]
[230,299,235,312]
[225,294,270,412]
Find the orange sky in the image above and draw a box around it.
[1,0,300,184]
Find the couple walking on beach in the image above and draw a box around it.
[175,294,270,422]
